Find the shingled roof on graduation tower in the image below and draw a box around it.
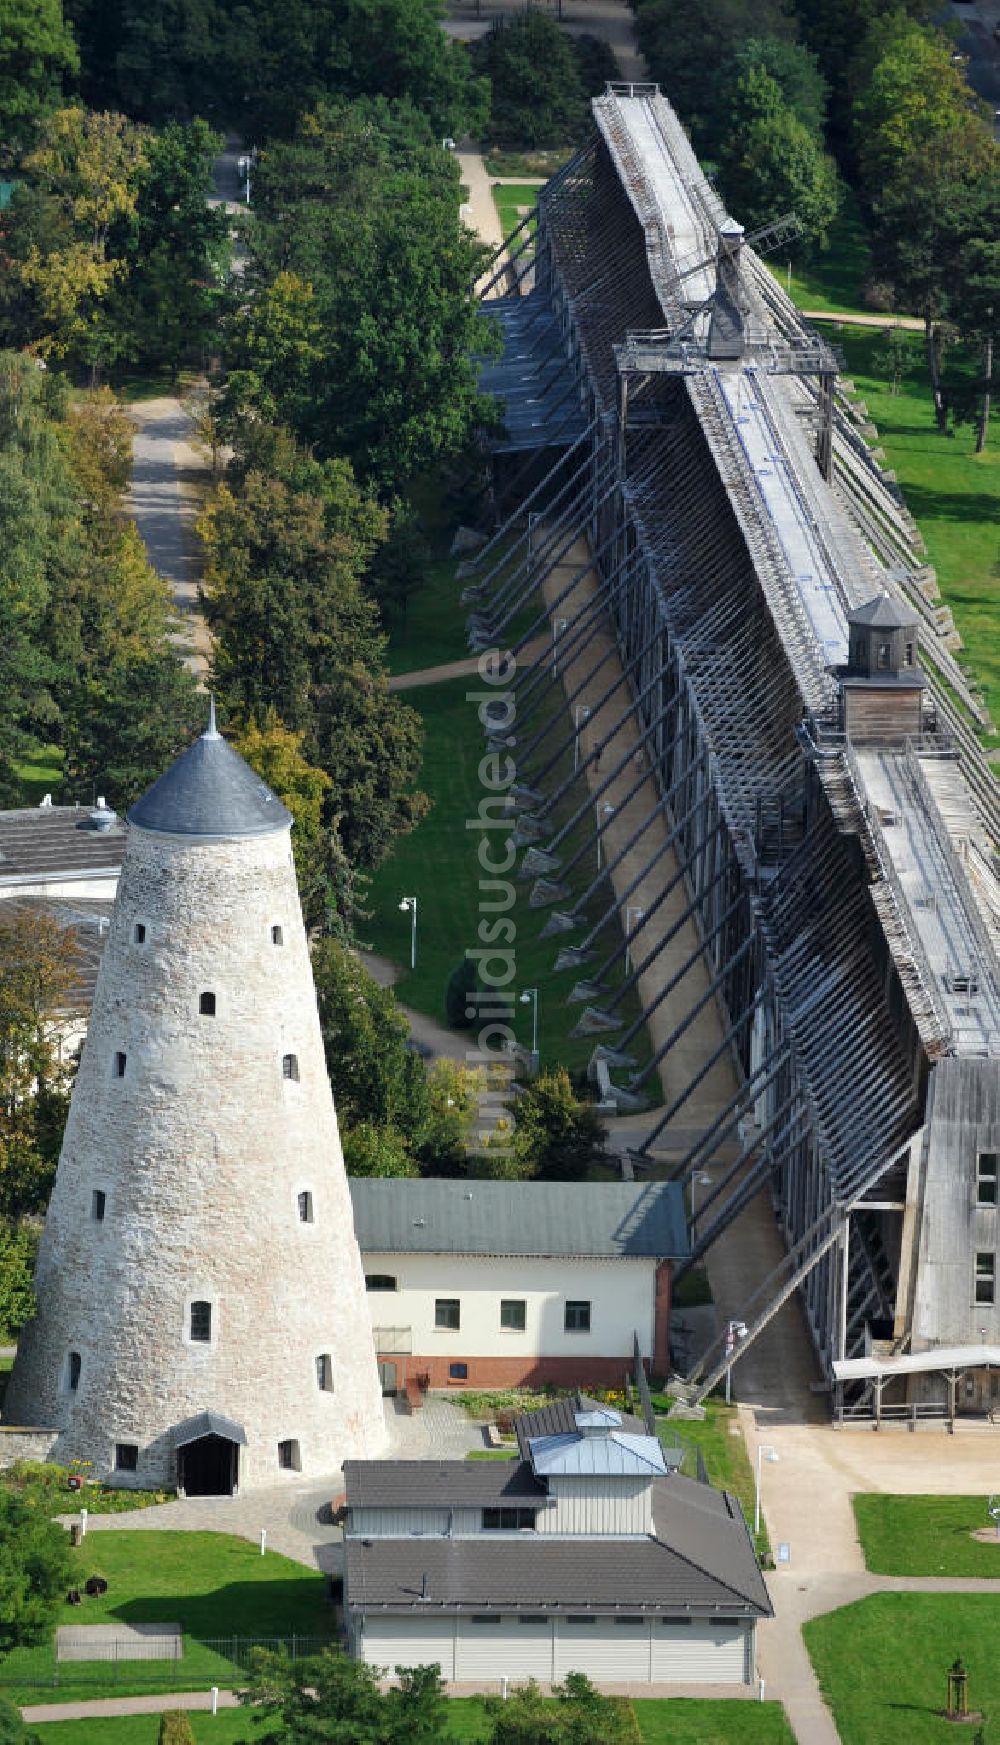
[128,700,292,839]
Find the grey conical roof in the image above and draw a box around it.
[849,592,919,629]
[128,705,292,838]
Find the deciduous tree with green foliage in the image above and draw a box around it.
[0,0,78,159]
[482,1673,639,1745]
[0,1490,73,1656]
[0,1220,37,1341]
[470,12,589,148]
[312,939,431,1142]
[719,66,840,247]
[238,1645,449,1744]
[507,1068,606,1183]
[850,13,981,199]
[226,98,492,495]
[633,0,795,155]
[0,908,79,1219]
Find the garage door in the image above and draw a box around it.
[360,1615,456,1679]
[456,1617,553,1679]
[651,1620,749,1683]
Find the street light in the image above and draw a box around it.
[724,1318,748,1406]
[398,896,417,970]
[574,703,591,772]
[519,988,539,1059]
[689,1169,712,1233]
[754,1444,779,1536]
[551,617,568,678]
[624,904,644,975]
[596,801,614,871]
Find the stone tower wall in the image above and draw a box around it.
[5,824,386,1488]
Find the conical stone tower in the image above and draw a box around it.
[5,712,386,1492]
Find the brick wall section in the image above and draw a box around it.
[4,822,386,1489]
[379,1354,634,1391]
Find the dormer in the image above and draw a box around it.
[840,594,925,747]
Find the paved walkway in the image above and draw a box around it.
[802,309,924,332]
[127,396,212,676]
[389,638,547,692]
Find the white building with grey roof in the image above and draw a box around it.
[3,712,385,1492]
[349,1177,688,1397]
[343,1399,770,1685]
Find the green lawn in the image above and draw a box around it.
[826,326,1000,730]
[491,182,542,244]
[0,1533,331,1702]
[14,744,64,805]
[773,191,872,317]
[35,1697,794,1744]
[806,1593,1000,1744]
[366,677,657,1087]
[853,1494,1000,1577]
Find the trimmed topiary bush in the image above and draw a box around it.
[158,1713,196,1745]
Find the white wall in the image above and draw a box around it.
[361,1253,656,1359]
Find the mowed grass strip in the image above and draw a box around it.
[805,1592,1000,1744]
[366,676,657,1088]
[33,1697,796,1744]
[853,1493,1000,1577]
[0,1532,330,1702]
[491,182,543,243]
[820,325,1000,732]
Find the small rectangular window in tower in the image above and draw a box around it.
[365,1273,397,1292]
[975,1252,995,1305]
[190,1300,212,1342]
[278,1438,301,1471]
[298,1190,314,1223]
[271,925,283,946]
[91,1189,106,1222]
[133,923,146,944]
[564,1300,591,1333]
[435,1297,460,1330]
[199,991,216,1016]
[500,1299,526,1332]
[68,1351,81,1391]
[315,1353,333,1392]
[904,641,915,667]
[978,1153,998,1206]
[115,1442,138,1472]
[113,1051,127,1079]
[282,1054,299,1081]
[877,642,891,670]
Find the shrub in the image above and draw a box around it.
[444,955,478,1029]
[158,1715,196,1745]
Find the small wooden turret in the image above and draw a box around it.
[840,594,925,746]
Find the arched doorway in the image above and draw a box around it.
[173,1411,246,1497]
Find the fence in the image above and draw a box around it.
[0,1635,337,1691]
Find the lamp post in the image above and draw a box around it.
[398,896,417,970]
[574,703,591,772]
[754,1444,778,1536]
[689,1169,712,1234]
[519,988,539,1061]
[624,904,644,975]
[724,1318,748,1406]
[596,801,614,871]
[551,617,568,678]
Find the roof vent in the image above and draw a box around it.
[89,798,118,832]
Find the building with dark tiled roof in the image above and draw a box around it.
[343,1402,770,1685]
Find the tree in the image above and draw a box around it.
[0,1696,41,1745]
[342,1119,419,1178]
[0,1490,74,1656]
[231,713,340,933]
[871,123,1000,428]
[227,98,491,494]
[62,650,203,810]
[633,0,794,156]
[370,499,432,630]
[0,908,79,1219]
[199,436,429,872]
[872,325,914,395]
[157,1714,195,1745]
[471,12,589,148]
[733,36,829,140]
[508,1068,606,1183]
[719,67,841,248]
[850,13,981,198]
[445,955,478,1028]
[0,0,78,159]
[238,1646,449,1744]
[13,106,147,376]
[0,1220,37,1340]
[482,1674,638,1745]
[311,939,431,1141]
